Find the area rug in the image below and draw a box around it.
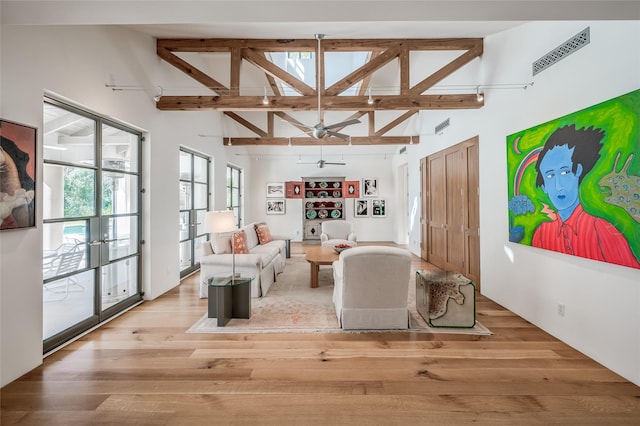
[187,254,492,335]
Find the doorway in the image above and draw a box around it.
[42,98,143,353]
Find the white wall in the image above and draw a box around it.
[240,148,397,242]
[405,21,640,386]
[0,25,236,386]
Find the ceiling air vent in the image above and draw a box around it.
[532,27,590,76]
[435,118,450,135]
[399,146,407,155]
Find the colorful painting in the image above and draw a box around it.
[506,89,640,269]
[1,119,37,230]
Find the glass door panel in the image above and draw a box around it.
[105,215,138,261]
[102,172,138,215]
[102,258,138,310]
[179,148,209,278]
[43,98,142,353]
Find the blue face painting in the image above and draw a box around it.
[539,144,583,221]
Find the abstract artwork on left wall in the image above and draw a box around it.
[506,88,640,270]
[0,119,36,230]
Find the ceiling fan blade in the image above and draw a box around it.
[326,130,350,139]
[324,118,361,130]
[324,161,346,166]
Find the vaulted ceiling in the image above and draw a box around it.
[156,37,484,146]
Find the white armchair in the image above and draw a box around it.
[320,220,357,247]
[332,246,412,330]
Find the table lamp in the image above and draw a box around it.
[205,210,239,279]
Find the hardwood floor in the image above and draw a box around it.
[2,243,639,425]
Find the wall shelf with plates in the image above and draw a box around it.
[302,177,344,241]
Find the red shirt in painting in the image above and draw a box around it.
[532,205,640,269]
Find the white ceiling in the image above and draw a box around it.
[3,1,639,40]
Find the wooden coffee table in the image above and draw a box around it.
[304,245,339,288]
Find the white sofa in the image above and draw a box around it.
[332,246,412,329]
[199,222,286,298]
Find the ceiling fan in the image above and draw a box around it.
[297,145,346,168]
[300,34,361,140]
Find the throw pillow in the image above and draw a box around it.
[211,234,232,254]
[232,230,250,254]
[255,222,273,245]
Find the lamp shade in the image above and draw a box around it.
[205,210,236,233]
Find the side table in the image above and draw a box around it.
[204,273,253,326]
[416,270,476,328]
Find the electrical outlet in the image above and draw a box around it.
[557,303,565,317]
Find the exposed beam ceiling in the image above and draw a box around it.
[156,37,484,146]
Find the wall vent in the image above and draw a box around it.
[399,146,407,155]
[532,27,590,76]
[435,118,450,134]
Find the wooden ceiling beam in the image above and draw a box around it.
[224,136,418,146]
[242,48,315,96]
[157,47,231,95]
[325,47,400,96]
[410,44,484,94]
[157,38,482,52]
[157,94,482,111]
[223,112,268,137]
[375,110,418,137]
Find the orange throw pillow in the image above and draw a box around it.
[232,230,249,254]
[255,222,273,245]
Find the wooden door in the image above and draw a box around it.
[445,148,466,271]
[425,153,446,267]
[464,140,480,286]
[421,136,480,289]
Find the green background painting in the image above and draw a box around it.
[506,88,640,263]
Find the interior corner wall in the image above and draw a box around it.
[407,21,640,385]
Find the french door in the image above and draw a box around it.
[42,98,142,353]
[179,148,210,278]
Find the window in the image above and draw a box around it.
[226,165,242,228]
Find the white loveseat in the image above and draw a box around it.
[199,222,286,298]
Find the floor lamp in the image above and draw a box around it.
[205,210,239,280]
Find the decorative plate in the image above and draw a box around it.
[333,182,341,188]
[306,191,314,197]
[306,201,314,208]
[306,210,317,219]
[333,190,341,197]
[318,209,329,219]
[319,181,328,188]
[331,209,341,218]
[334,201,342,208]
[318,190,328,198]
[308,182,316,188]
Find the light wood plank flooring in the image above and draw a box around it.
[2,243,639,425]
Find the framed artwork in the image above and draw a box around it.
[1,119,36,230]
[266,182,285,198]
[267,199,286,215]
[507,88,640,270]
[343,180,360,198]
[355,198,369,217]
[362,178,378,197]
[285,181,303,198]
[372,199,386,217]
